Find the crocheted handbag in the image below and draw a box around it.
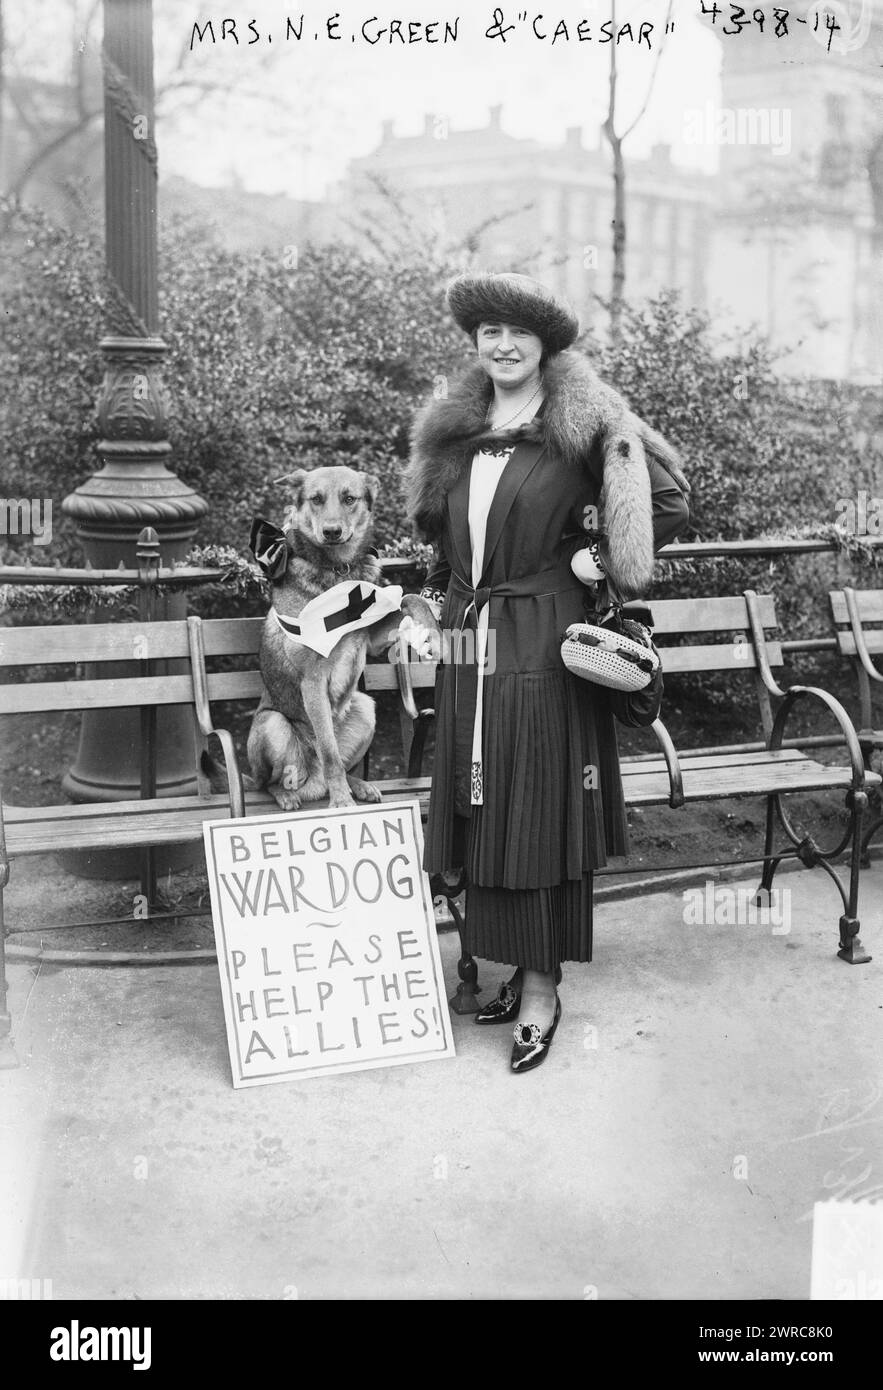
[561,606,660,693]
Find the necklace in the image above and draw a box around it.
[487,381,544,432]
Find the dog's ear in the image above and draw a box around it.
[286,468,309,508]
[362,473,380,510]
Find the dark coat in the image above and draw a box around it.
[405,351,690,890]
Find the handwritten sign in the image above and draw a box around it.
[203,799,455,1087]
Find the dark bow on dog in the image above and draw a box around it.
[250,517,289,581]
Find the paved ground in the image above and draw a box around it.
[2,867,881,1301]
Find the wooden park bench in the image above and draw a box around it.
[0,589,878,1065]
[393,590,879,971]
[829,586,883,861]
[0,612,447,1066]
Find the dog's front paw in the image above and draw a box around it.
[271,786,302,812]
[328,787,356,809]
[347,776,382,804]
[401,594,440,626]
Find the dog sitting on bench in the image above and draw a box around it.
[241,465,437,811]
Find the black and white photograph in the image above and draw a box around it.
[1,0,882,1335]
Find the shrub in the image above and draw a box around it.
[589,291,883,650]
[2,204,881,683]
[0,200,467,567]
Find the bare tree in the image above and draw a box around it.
[601,0,674,344]
[1,0,343,208]
[0,1,5,183]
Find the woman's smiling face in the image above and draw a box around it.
[476,321,544,389]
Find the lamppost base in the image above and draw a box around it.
[59,705,205,879]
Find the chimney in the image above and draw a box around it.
[489,104,502,131]
[381,118,394,143]
[424,113,435,136]
[565,126,583,151]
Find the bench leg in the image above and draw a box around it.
[0,881,20,1070]
[755,793,785,901]
[838,789,872,965]
[759,790,872,965]
[140,848,158,912]
[430,870,481,1014]
[859,807,883,868]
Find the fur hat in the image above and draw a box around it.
[445,272,580,356]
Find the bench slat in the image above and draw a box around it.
[0,621,192,665]
[199,617,264,656]
[624,761,875,806]
[834,632,883,657]
[4,778,433,825]
[657,641,783,673]
[5,784,433,856]
[5,759,876,856]
[1,674,197,714]
[0,617,267,667]
[1,670,266,714]
[364,647,787,686]
[205,671,264,701]
[363,662,437,690]
[830,591,883,624]
[620,748,807,773]
[650,595,777,633]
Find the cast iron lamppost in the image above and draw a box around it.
[62,0,207,829]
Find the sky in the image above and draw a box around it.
[9,0,869,200]
[5,0,730,196]
[156,0,724,196]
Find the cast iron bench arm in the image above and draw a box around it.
[394,650,421,723]
[650,718,685,809]
[186,616,246,819]
[0,791,8,891]
[394,654,436,779]
[768,685,867,790]
[743,588,866,786]
[843,586,883,685]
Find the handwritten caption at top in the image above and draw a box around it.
[188,5,868,54]
[189,10,672,51]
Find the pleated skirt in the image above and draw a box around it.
[464,868,594,971]
[424,661,629,972]
[424,663,629,887]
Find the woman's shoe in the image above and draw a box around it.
[474,969,523,1025]
[510,995,562,1074]
[475,965,562,1026]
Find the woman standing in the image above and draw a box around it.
[405,273,690,1074]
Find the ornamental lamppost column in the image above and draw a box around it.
[62,0,207,820]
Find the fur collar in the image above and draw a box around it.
[405,351,688,600]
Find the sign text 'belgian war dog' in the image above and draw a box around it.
[203,800,455,1086]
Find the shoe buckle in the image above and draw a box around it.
[513,1022,542,1046]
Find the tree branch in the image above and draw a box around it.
[4,107,102,200]
[621,0,675,143]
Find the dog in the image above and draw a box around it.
[244,465,437,812]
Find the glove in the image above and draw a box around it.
[396,614,441,662]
